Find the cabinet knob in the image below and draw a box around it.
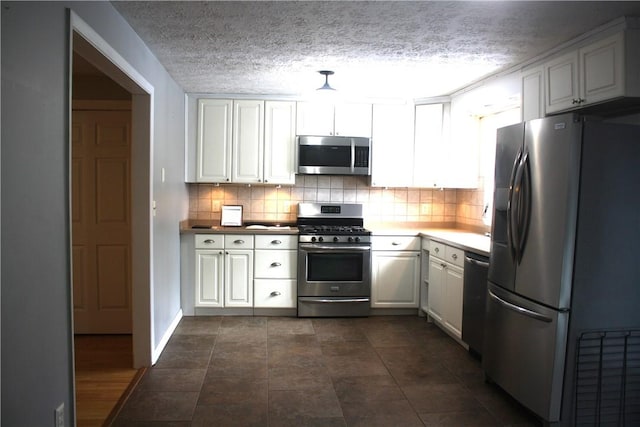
[204,239,215,244]
[392,242,401,246]
[271,240,282,245]
[219,251,224,255]
[270,291,281,297]
[434,247,439,253]
[234,239,245,244]
[451,254,458,260]
[270,262,282,267]
[441,263,447,268]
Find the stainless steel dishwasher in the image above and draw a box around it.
[462,251,489,358]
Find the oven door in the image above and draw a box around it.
[297,243,371,297]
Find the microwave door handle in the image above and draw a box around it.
[350,139,355,173]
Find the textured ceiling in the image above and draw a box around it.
[112,1,640,100]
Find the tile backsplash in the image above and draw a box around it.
[189,175,489,230]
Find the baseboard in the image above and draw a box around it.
[151,309,183,365]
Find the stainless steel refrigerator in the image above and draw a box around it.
[483,113,640,426]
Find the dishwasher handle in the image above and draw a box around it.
[465,256,489,268]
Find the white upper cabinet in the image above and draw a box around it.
[196,99,233,182]
[192,97,297,185]
[545,31,639,114]
[334,103,373,137]
[232,100,264,183]
[370,103,415,187]
[413,103,445,188]
[264,101,297,185]
[522,67,544,121]
[296,101,372,137]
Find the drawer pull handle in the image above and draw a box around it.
[234,239,245,244]
[392,242,401,246]
[271,240,282,245]
[270,291,281,297]
[270,262,282,267]
[451,254,458,260]
[204,239,215,244]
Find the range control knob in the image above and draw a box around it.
[318,236,324,242]
[348,236,354,242]
[311,236,317,242]
[333,236,339,242]
[355,236,361,243]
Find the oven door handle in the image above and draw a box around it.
[301,298,371,304]
[299,244,371,252]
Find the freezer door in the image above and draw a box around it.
[482,284,569,422]
[487,123,523,292]
[515,114,582,309]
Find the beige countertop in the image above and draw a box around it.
[180,219,490,256]
[180,219,299,235]
[367,223,491,256]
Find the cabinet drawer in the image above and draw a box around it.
[429,240,446,259]
[195,234,224,249]
[254,279,296,308]
[372,235,420,251]
[254,234,297,249]
[254,250,297,278]
[445,246,464,267]
[224,234,254,249]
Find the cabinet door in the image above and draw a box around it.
[224,249,254,307]
[334,103,372,137]
[427,257,445,322]
[413,103,444,188]
[195,250,224,307]
[371,251,420,308]
[544,51,580,114]
[522,67,544,121]
[371,103,414,187]
[197,99,233,182]
[443,263,464,339]
[296,102,334,136]
[232,100,264,183]
[580,32,625,106]
[264,101,296,184]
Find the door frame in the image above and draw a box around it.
[69,11,154,369]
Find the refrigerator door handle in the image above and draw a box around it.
[513,151,531,263]
[507,149,523,260]
[488,289,553,323]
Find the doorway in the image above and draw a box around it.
[70,13,154,424]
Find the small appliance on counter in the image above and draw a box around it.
[296,203,372,317]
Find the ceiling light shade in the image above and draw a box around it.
[317,70,336,91]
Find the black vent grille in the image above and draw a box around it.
[574,330,640,426]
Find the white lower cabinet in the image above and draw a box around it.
[194,234,255,308]
[195,249,224,307]
[427,240,464,339]
[253,235,297,308]
[371,236,421,308]
[224,249,254,307]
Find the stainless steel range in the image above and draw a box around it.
[297,203,371,317]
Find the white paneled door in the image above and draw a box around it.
[72,109,132,334]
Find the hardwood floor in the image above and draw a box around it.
[74,335,142,427]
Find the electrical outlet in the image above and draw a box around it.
[55,403,64,427]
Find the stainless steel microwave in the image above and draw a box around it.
[297,135,371,175]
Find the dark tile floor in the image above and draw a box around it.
[111,315,541,426]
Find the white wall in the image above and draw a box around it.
[1,2,187,425]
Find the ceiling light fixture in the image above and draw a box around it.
[317,70,336,91]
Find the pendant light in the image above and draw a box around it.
[317,70,336,91]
